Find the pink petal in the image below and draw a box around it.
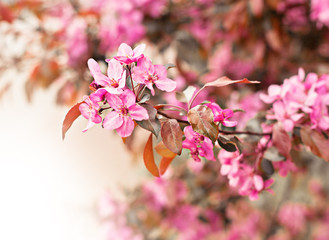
[222,120,238,127]
[253,175,264,191]
[121,89,136,108]
[87,58,101,76]
[105,87,124,95]
[137,56,153,72]
[118,71,126,89]
[116,116,135,137]
[117,43,133,57]
[107,59,124,80]
[220,164,231,175]
[103,111,123,130]
[154,65,167,79]
[106,93,123,110]
[91,114,102,124]
[155,78,177,92]
[128,105,149,121]
[82,118,95,133]
[93,72,111,87]
[79,103,91,120]
[133,43,146,57]
[183,126,196,140]
[132,67,147,84]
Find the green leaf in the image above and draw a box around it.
[160,119,183,155]
[187,105,219,142]
[62,102,82,140]
[136,103,161,137]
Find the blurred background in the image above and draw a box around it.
[1,0,329,239]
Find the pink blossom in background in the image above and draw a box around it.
[133,0,168,18]
[79,96,102,132]
[88,58,126,94]
[182,126,214,162]
[112,43,146,65]
[277,203,308,235]
[228,91,265,130]
[311,0,329,28]
[132,56,176,95]
[103,89,149,137]
[64,18,89,67]
[142,178,187,211]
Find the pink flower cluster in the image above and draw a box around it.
[218,150,274,200]
[261,68,329,132]
[311,0,329,28]
[182,126,214,162]
[79,43,176,137]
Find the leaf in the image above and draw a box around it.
[164,63,176,70]
[183,86,197,103]
[300,127,329,162]
[143,134,160,177]
[187,105,219,142]
[155,141,177,158]
[155,141,176,175]
[264,146,285,162]
[233,109,246,113]
[261,159,275,176]
[217,135,238,152]
[204,76,260,88]
[136,103,161,137]
[159,157,176,176]
[62,102,83,140]
[272,123,291,158]
[160,119,183,155]
[139,93,150,103]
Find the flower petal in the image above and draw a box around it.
[121,89,136,107]
[155,78,177,92]
[103,111,123,130]
[128,105,149,121]
[116,116,135,137]
[117,43,133,57]
[105,93,123,110]
[133,43,146,57]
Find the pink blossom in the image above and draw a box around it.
[87,58,126,94]
[277,203,308,235]
[79,95,102,132]
[218,150,273,200]
[206,102,237,127]
[182,126,214,162]
[132,56,176,95]
[64,18,88,67]
[112,42,146,64]
[103,89,148,137]
[311,0,329,28]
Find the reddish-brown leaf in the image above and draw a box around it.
[143,134,160,177]
[136,103,161,137]
[62,102,82,140]
[300,127,329,162]
[155,141,177,158]
[204,76,260,88]
[160,156,176,176]
[272,123,291,158]
[161,119,183,155]
[187,105,219,142]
